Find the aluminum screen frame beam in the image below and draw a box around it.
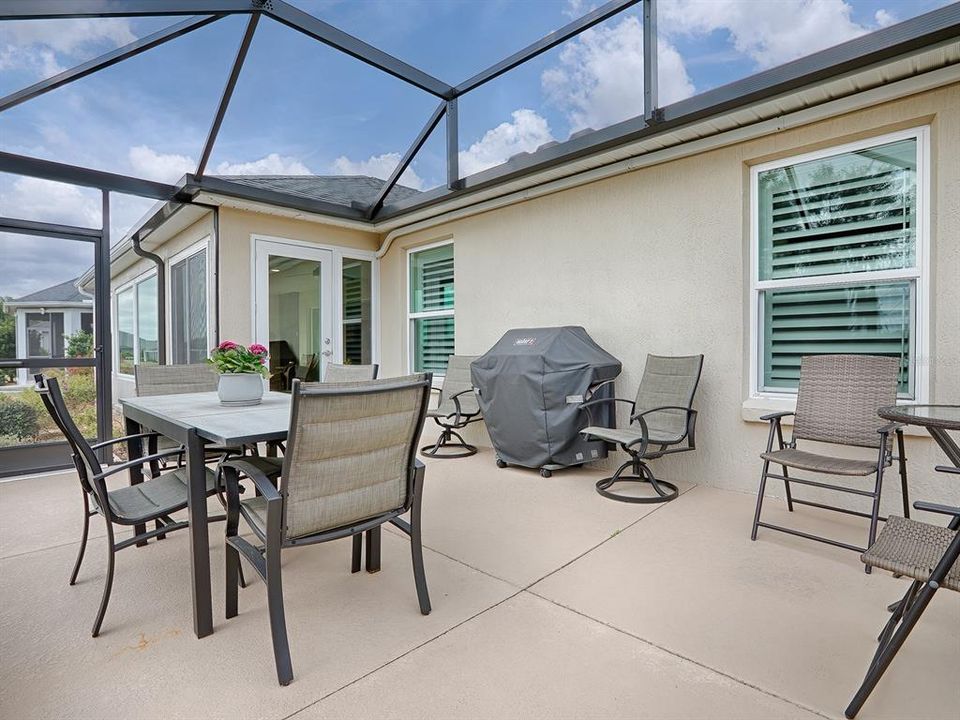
[0,1,255,19]
[455,0,639,95]
[367,101,447,220]
[0,15,223,113]
[643,0,658,121]
[0,216,101,242]
[0,151,180,200]
[264,0,455,99]
[196,12,260,177]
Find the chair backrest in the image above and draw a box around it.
[632,354,704,443]
[323,363,379,383]
[437,355,479,416]
[135,363,218,396]
[793,354,899,449]
[33,374,102,498]
[279,374,432,539]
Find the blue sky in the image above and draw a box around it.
[0,0,951,297]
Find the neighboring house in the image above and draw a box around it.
[77,18,960,511]
[2,278,93,387]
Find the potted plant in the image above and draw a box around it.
[208,341,269,406]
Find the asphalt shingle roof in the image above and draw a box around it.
[213,175,422,208]
[10,277,88,304]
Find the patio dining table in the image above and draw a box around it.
[878,404,960,469]
[120,390,292,639]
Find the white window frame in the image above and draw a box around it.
[249,234,380,368]
[166,238,213,366]
[406,238,454,376]
[748,126,930,402]
[112,267,158,378]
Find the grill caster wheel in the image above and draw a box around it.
[496,458,508,469]
[540,468,552,478]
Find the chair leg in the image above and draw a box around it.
[896,431,909,519]
[225,542,240,619]
[69,494,91,586]
[782,466,794,512]
[410,466,431,615]
[595,455,679,504]
[351,533,362,574]
[224,465,242,617]
[266,546,293,686]
[751,460,772,541]
[866,448,888,575]
[365,527,381,573]
[91,524,116,638]
[845,580,938,718]
[420,423,478,459]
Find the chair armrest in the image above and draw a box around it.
[760,411,794,422]
[93,448,186,481]
[935,465,960,476]
[579,397,636,427]
[221,459,282,503]
[89,431,162,450]
[445,388,478,421]
[629,405,694,424]
[585,379,617,401]
[877,421,905,435]
[913,501,960,517]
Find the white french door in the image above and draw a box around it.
[254,240,334,390]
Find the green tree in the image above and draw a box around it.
[66,328,94,358]
[0,299,15,384]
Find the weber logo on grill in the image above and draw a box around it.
[513,337,537,346]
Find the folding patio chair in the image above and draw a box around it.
[580,354,703,503]
[420,355,482,458]
[845,475,960,718]
[33,374,219,637]
[220,375,433,685]
[750,355,909,570]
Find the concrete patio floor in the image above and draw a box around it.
[1,447,957,720]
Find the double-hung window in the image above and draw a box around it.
[408,242,454,374]
[170,245,208,365]
[751,128,927,399]
[115,273,158,375]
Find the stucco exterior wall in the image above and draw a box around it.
[379,83,960,512]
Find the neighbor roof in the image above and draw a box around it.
[7,277,89,305]
[214,175,422,208]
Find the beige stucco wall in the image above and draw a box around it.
[379,83,960,513]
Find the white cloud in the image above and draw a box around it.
[330,152,424,190]
[660,0,888,69]
[874,9,897,28]
[458,109,555,176]
[0,18,136,77]
[0,176,101,228]
[214,153,312,176]
[128,145,195,184]
[542,16,694,134]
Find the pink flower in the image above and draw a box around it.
[248,343,268,356]
[216,340,239,352]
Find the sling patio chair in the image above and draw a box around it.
[420,355,482,458]
[844,480,960,718]
[323,362,379,383]
[220,374,433,686]
[580,354,703,504]
[750,354,909,571]
[33,373,220,637]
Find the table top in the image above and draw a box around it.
[878,404,960,431]
[121,391,292,445]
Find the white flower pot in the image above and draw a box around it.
[217,372,264,406]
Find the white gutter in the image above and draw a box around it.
[376,61,960,257]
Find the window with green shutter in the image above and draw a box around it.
[408,243,454,374]
[752,130,926,399]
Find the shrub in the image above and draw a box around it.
[66,328,94,358]
[0,397,39,441]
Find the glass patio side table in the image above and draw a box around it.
[878,405,960,469]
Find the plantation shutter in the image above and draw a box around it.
[409,244,454,374]
[758,138,916,280]
[757,137,918,396]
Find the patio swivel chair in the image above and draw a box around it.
[750,355,908,570]
[323,362,379,382]
[580,354,703,504]
[33,374,219,637]
[220,375,433,686]
[845,476,960,718]
[420,355,481,458]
